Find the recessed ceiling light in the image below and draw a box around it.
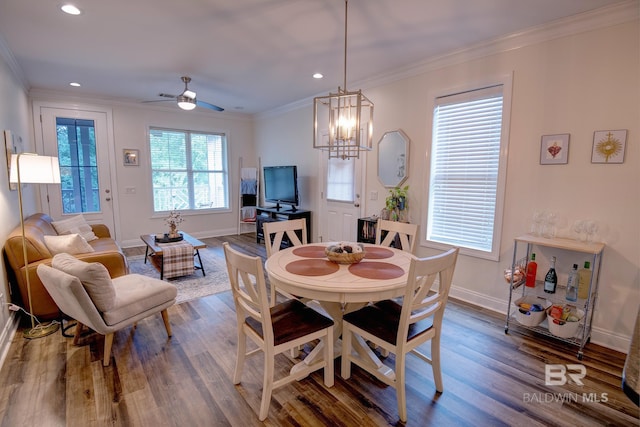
[61,4,82,15]
[313,73,324,79]
[69,82,81,87]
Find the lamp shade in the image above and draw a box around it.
[177,95,197,111]
[10,153,61,184]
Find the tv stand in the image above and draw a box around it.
[256,206,311,245]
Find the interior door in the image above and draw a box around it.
[35,105,117,236]
[319,153,364,243]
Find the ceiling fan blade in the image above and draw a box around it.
[158,93,178,99]
[196,100,224,112]
[142,99,173,104]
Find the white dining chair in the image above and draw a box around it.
[263,218,308,304]
[341,247,459,422]
[223,242,334,421]
[376,218,418,254]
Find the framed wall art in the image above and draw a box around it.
[4,130,23,190]
[123,149,139,166]
[591,129,627,164]
[540,133,570,165]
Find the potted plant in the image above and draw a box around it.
[384,185,409,221]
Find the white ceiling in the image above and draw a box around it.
[0,0,628,114]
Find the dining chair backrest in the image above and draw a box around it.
[376,218,418,254]
[223,242,273,343]
[397,247,459,346]
[263,218,308,258]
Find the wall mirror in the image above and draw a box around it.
[377,129,410,188]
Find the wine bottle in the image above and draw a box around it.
[525,253,537,288]
[577,261,592,299]
[565,264,579,301]
[543,256,558,294]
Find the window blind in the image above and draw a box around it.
[427,86,504,252]
[150,128,228,212]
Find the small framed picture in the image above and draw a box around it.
[591,129,627,164]
[123,149,139,166]
[4,130,23,190]
[540,134,570,165]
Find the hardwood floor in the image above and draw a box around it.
[0,234,637,426]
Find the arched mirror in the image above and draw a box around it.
[377,129,410,188]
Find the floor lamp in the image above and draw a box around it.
[9,153,61,339]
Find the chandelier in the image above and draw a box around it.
[313,0,373,160]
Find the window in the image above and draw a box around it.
[56,118,99,214]
[426,81,510,260]
[326,157,355,202]
[149,128,228,213]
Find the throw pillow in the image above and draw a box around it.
[52,253,116,312]
[51,214,98,242]
[44,234,95,256]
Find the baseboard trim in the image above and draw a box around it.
[0,312,19,370]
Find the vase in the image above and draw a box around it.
[168,224,178,238]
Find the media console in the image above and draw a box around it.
[255,206,311,245]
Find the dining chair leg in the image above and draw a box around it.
[432,335,443,392]
[259,348,276,421]
[161,309,172,337]
[103,333,114,367]
[396,353,407,422]
[233,330,246,384]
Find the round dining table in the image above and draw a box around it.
[265,242,415,378]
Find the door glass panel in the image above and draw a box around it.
[326,157,354,202]
[56,118,100,214]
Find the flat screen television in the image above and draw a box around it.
[263,165,299,211]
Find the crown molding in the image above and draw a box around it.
[0,33,29,91]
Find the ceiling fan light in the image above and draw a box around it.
[177,96,196,110]
[183,89,196,99]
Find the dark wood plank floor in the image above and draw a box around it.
[0,234,637,426]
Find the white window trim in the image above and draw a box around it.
[420,72,513,261]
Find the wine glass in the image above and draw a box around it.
[530,211,543,236]
[585,221,598,243]
[573,220,585,241]
[542,212,556,238]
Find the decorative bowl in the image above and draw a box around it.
[325,242,366,264]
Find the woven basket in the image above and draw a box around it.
[325,248,365,264]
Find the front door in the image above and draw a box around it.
[319,153,364,242]
[35,104,117,237]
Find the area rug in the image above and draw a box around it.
[126,255,231,304]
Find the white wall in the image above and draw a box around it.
[0,51,34,362]
[255,18,639,351]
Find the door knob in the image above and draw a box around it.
[105,197,111,201]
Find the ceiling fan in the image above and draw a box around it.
[150,76,224,112]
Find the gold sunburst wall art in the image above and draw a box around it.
[592,129,627,164]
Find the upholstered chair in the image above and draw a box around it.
[37,253,177,366]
